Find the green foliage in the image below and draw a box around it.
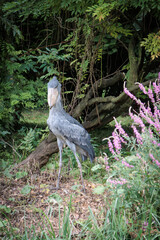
[80,200,160,239]
[0,205,11,215]
[141,31,160,60]
[102,81,160,237]
[15,171,28,179]
[19,129,37,152]
[87,1,117,21]
[1,0,160,133]
[87,1,132,38]
[0,126,46,173]
[36,47,70,79]
[0,44,68,131]
[21,185,33,195]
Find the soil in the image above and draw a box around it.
[0,172,109,238]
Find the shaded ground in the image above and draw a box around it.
[0,172,110,238]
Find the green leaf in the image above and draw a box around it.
[117,188,125,195]
[0,205,11,214]
[93,186,105,194]
[16,171,28,179]
[21,185,33,195]
[91,164,102,172]
[46,163,55,170]
[47,193,62,204]
[0,220,8,228]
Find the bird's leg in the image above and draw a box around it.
[66,140,86,192]
[74,153,85,192]
[56,139,63,189]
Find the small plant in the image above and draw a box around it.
[0,205,11,215]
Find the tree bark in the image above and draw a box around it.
[128,37,142,87]
[13,75,154,171]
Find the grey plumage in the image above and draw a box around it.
[47,76,95,191]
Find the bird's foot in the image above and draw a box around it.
[81,185,86,193]
[49,186,60,190]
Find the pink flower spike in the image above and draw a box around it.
[142,221,148,230]
[119,136,127,144]
[131,125,143,145]
[122,160,134,168]
[148,128,153,138]
[108,138,116,155]
[137,83,147,95]
[114,117,129,139]
[129,108,145,132]
[124,86,138,102]
[155,160,160,167]
[149,153,160,168]
[148,88,155,103]
[108,178,127,185]
[136,153,142,160]
[112,131,121,154]
[153,81,160,101]
[106,166,110,171]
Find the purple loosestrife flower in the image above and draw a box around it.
[119,136,127,144]
[148,87,155,103]
[114,117,129,138]
[153,118,160,134]
[108,178,127,185]
[155,160,160,167]
[124,82,138,102]
[136,153,142,160]
[146,104,153,118]
[153,105,160,119]
[112,131,121,154]
[153,80,160,102]
[122,160,134,168]
[139,109,154,126]
[129,107,145,132]
[124,83,147,113]
[137,83,147,95]
[131,125,143,145]
[104,155,110,171]
[142,221,148,231]
[105,165,110,171]
[152,140,160,147]
[108,138,116,155]
[148,127,153,138]
[149,153,160,167]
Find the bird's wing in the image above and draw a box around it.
[54,118,89,147]
[61,110,83,126]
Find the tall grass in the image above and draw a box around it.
[1,198,73,240]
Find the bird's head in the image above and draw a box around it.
[47,76,61,108]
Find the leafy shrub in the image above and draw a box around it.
[103,78,160,234]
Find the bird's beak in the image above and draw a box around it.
[48,88,59,108]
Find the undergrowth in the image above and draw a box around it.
[1,80,160,239]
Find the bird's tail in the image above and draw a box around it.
[81,142,95,163]
[88,144,95,163]
[77,142,95,163]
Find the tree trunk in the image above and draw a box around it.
[128,37,142,87]
[13,74,154,171]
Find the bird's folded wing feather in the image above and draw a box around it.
[54,118,89,146]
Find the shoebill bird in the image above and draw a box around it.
[47,76,95,191]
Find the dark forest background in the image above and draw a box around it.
[1,0,160,132]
